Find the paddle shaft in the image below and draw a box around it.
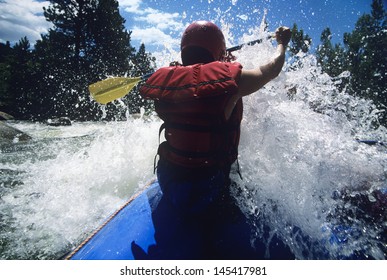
[226,35,273,52]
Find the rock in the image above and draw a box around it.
[0,121,31,143]
[0,111,15,120]
[46,117,72,126]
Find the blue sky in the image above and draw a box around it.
[120,0,372,50]
[0,0,374,55]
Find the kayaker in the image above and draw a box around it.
[138,21,292,259]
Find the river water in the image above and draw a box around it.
[1,28,386,260]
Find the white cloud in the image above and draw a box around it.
[118,0,184,51]
[0,0,52,44]
[119,0,144,14]
[135,9,184,30]
[131,26,180,48]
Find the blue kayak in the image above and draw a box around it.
[66,180,295,260]
[67,181,160,260]
[66,179,386,260]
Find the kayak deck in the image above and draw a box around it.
[66,180,295,260]
[67,181,160,260]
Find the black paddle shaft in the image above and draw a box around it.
[226,36,272,52]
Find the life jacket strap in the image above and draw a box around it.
[163,121,240,133]
[162,141,220,159]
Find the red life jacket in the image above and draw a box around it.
[140,61,243,169]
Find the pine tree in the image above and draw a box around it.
[124,43,156,114]
[314,0,386,125]
[37,0,138,120]
[132,44,156,77]
[37,0,98,119]
[289,23,312,56]
[88,0,135,79]
[343,0,386,124]
[3,37,44,119]
[0,42,13,115]
[316,28,348,78]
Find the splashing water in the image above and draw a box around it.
[230,27,386,259]
[1,12,386,260]
[0,119,161,259]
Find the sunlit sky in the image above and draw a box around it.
[0,0,374,56]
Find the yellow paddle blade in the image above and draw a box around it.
[89,76,142,104]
